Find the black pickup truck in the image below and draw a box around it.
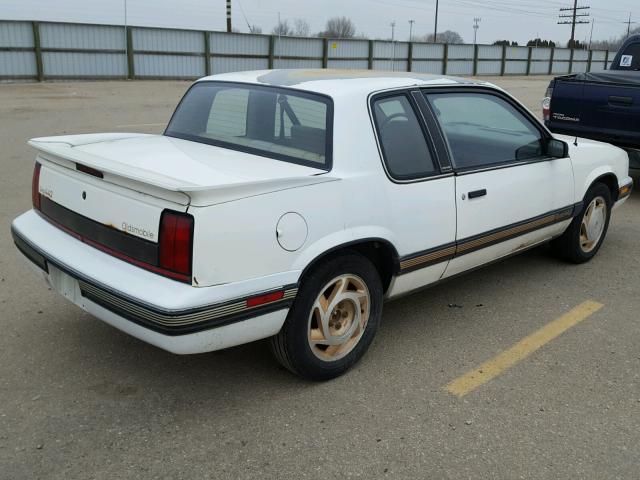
[543,35,640,175]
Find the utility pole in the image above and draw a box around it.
[588,18,594,50]
[558,0,590,47]
[408,19,414,41]
[277,12,282,61]
[473,18,480,45]
[624,13,636,38]
[123,0,128,73]
[433,0,439,42]
[390,21,396,71]
[226,0,232,33]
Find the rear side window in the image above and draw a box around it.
[618,43,640,70]
[166,82,332,169]
[372,95,437,180]
[427,92,543,170]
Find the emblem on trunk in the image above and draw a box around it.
[121,222,155,240]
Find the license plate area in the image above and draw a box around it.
[48,265,79,302]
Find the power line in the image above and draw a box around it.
[236,0,255,32]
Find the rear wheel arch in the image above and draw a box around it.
[299,238,399,294]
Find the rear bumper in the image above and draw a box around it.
[11,210,299,353]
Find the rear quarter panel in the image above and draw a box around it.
[189,88,401,287]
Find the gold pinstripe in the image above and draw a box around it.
[399,245,456,270]
[79,280,297,328]
[399,208,573,272]
[457,209,571,252]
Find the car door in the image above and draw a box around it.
[422,89,575,278]
[370,91,457,298]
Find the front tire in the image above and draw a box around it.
[270,252,383,381]
[551,183,612,263]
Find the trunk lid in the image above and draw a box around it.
[30,133,338,284]
[30,133,335,206]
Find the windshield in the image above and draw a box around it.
[165,82,333,169]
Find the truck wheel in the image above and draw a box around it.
[551,183,612,263]
[270,252,383,381]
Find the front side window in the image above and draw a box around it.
[166,82,332,169]
[372,95,437,180]
[426,92,544,170]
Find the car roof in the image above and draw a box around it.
[196,69,496,97]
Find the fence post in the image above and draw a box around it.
[322,38,328,69]
[472,44,479,76]
[568,48,574,73]
[203,31,211,76]
[407,42,413,72]
[548,47,555,75]
[442,43,448,75]
[126,26,134,79]
[604,50,609,69]
[368,40,374,70]
[32,21,43,82]
[268,35,275,69]
[526,46,532,75]
[587,49,592,72]
[500,44,506,76]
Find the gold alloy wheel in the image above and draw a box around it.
[307,274,371,361]
[580,196,607,253]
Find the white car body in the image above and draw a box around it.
[11,70,633,356]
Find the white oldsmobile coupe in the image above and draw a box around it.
[12,70,633,380]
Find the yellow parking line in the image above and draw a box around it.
[444,300,604,397]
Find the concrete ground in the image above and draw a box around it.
[0,76,638,479]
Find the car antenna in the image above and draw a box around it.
[574,136,578,146]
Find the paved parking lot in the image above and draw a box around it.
[1,76,638,479]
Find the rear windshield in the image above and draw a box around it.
[165,82,333,169]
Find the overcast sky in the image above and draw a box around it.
[0,0,636,45]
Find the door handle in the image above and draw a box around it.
[468,189,487,199]
[608,95,633,106]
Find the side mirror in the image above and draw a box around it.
[546,138,569,158]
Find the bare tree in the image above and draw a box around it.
[272,19,292,36]
[293,19,311,37]
[425,30,464,44]
[591,25,640,51]
[320,16,356,38]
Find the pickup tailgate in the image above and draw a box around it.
[549,73,640,148]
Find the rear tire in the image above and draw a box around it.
[270,252,383,381]
[551,183,612,263]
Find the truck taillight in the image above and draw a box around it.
[32,162,41,210]
[542,86,553,122]
[159,210,194,279]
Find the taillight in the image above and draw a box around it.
[32,162,42,210]
[542,86,553,122]
[159,210,194,279]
